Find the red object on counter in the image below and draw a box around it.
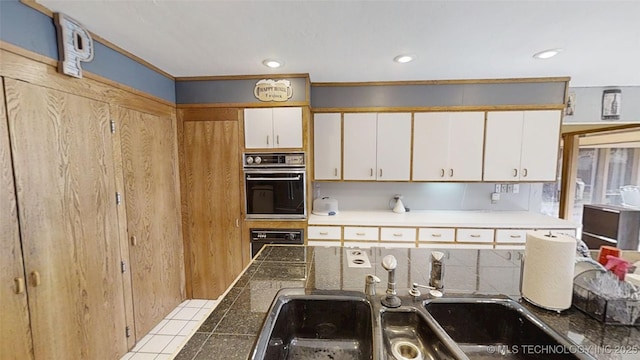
[604,255,630,281]
[597,245,620,266]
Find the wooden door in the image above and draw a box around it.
[343,113,377,180]
[184,120,242,298]
[0,79,34,360]
[376,113,411,181]
[313,113,342,180]
[519,110,561,181]
[413,112,450,181]
[4,79,128,359]
[244,108,273,148]
[273,107,302,148]
[448,112,485,181]
[117,107,185,339]
[483,111,524,181]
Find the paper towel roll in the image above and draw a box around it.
[522,230,576,311]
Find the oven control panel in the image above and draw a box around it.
[244,152,305,168]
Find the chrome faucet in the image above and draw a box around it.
[381,255,401,308]
[364,274,380,296]
[429,251,445,290]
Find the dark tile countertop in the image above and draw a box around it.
[175,245,640,360]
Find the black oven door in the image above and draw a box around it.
[245,170,306,219]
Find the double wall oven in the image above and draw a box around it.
[244,152,306,257]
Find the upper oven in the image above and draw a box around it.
[243,152,306,220]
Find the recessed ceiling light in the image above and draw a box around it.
[533,48,563,60]
[394,54,415,63]
[262,59,284,68]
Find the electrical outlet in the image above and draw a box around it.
[491,192,500,203]
[513,184,520,194]
[507,184,513,193]
[501,184,508,193]
[495,184,501,193]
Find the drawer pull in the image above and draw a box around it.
[379,168,383,177]
[513,168,518,177]
[449,168,454,177]
[509,234,522,239]
[319,231,329,235]
[14,277,25,294]
[356,232,366,236]
[393,233,403,237]
[334,168,338,176]
[522,168,528,177]
[440,169,445,177]
[370,168,373,177]
[431,233,442,238]
[470,234,481,238]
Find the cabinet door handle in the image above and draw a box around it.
[319,231,329,235]
[130,235,137,246]
[522,168,528,177]
[513,169,518,177]
[379,168,383,177]
[266,135,269,145]
[393,233,403,237]
[449,169,454,177]
[334,168,338,176]
[356,232,366,236]
[276,135,280,145]
[30,271,41,287]
[235,218,240,228]
[431,233,442,238]
[470,234,481,238]
[370,168,373,177]
[14,277,25,294]
[510,234,522,239]
[440,169,445,177]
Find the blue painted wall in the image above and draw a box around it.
[0,0,176,103]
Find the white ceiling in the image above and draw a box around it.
[37,0,640,86]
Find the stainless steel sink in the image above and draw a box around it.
[424,297,596,360]
[250,289,374,360]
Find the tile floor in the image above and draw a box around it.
[119,299,219,360]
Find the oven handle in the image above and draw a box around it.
[246,175,301,181]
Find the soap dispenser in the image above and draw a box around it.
[392,195,406,213]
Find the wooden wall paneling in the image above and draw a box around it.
[4,78,128,359]
[0,78,34,360]
[176,109,192,298]
[116,106,185,339]
[183,119,243,299]
[0,48,175,118]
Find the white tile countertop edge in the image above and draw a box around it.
[308,210,580,228]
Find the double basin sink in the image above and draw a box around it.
[250,288,596,360]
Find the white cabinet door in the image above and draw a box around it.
[448,112,484,181]
[413,112,449,181]
[313,113,342,180]
[483,111,524,181]
[273,107,303,148]
[519,110,561,181]
[413,112,484,181]
[244,108,273,148]
[343,113,377,180]
[377,113,411,181]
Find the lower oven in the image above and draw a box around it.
[250,228,304,258]
[244,152,306,220]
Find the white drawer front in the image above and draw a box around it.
[418,228,456,242]
[456,228,494,243]
[343,227,379,241]
[308,240,341,247]
[495,229,528,243]
[308,226,341,240]
[380,227,416,241]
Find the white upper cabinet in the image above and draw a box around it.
[343,112,411,181]
[413,112,484,181]
[314,113,342,180]
[244,107,302,149]
[376,113,412,181]
[484,110,561,181]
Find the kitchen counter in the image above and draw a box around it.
[175,245,639,360]
[308,210,580,228]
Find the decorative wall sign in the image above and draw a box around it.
[54,13,94,78]
[254,79,293,102]
[601,89,622,120]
